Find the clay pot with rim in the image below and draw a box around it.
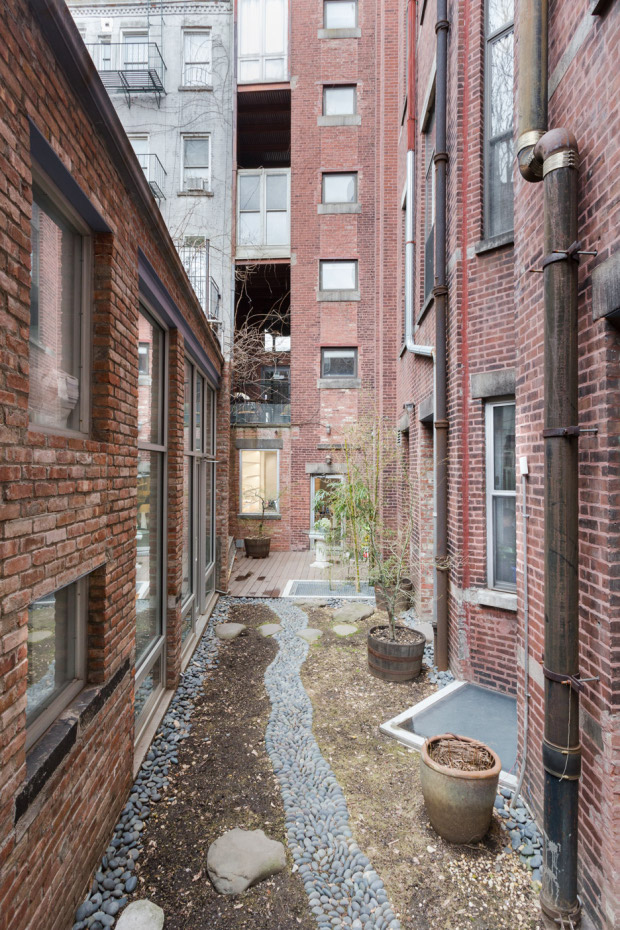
[419,733,501,844]
[367,625,426,682]
[243,536,271,559]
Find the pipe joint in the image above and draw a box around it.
[517,131,545,182]
[539,895,582,928]
[534,127,579,166]
[432,284,448,298]
[542,738,582,781]
[434,18,449,33]
[434,151,449,165]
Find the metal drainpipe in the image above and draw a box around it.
[517,1,582,921]
[433,0,450,671]
[510,463,530,810]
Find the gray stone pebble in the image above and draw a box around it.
[495,786,545,880]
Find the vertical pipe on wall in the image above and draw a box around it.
[433,0,449,671]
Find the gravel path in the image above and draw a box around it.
[263,598,401,930]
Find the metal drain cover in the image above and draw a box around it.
[283,579,375,598]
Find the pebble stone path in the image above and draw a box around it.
[263,598,402,930]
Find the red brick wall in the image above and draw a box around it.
[0,3,225,929]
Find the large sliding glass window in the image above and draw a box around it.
[182,359,217,645]
[136,308,166,731]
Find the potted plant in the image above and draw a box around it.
[241,491,278,559]
[419,733,501,844]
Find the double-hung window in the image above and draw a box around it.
[484,0,514,238]
[237,169,290,255]
[182,135,211,192]
[485,400,516,590]
[29,174,91,434]
[424,107,435,303]
[238,0,287,83]
[123,32,149,70]
[239,450,279,515]
[183,30,211,86]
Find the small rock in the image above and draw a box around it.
[116,900,165,930]
[125,875,138,893]
[257,623,283,637]
[529,854,542,869]
[215,623,247,641]
[207,828,286,894]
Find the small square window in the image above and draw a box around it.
[183,136,211,192]
[322,172,357,204]
[323,85,357,116]
[183,30,211,86]
[26,579,87,748]
[319,260,358,291]
[321,347,358,378]
[324,0,357,28]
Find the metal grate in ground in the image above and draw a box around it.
[282,579,375,598]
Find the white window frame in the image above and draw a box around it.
[324,0,358,28]
[485,399,517,592]
[238,0,288,84]
[322,172,358,204]
[319,259,359,292]
[321,347,358,378]
[182,29,212,87]
[26,577,88,751]
[29,163,92,438]
[181,134,211,193]
[323,84,357,116]
[239,449,280,516]
[122,31,149,70]
[236,168,291,259]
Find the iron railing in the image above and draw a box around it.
[231,402,291,426]
[86,42,166,106]
[135,152,166,201]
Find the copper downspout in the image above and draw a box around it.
[517,2,582,924]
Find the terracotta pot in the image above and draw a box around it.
[420,734,501,844]
[374,578,413,615]
[243,536,271,559]
[367,625,426,682]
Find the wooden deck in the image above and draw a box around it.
[227,548,365,598]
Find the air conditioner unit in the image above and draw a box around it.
[185,177,208,192]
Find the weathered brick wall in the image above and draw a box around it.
[0,3,225,928]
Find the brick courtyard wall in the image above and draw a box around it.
[0,3,225,929]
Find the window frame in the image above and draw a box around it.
[29,163,92,438]
[238,0,288,84]
[319,259,359,293]
[181,134,211,193]
[182,29,212,87]
[26,577,88,751]
[320,347,358,378]
[483,0,515,239]
[323,0,358,28]
[323,84,357,116]
[236,168,291,257]
[485,398,517,592]
[423,106,436,304]
[321,172,358,204]
[239,449,280,516]
[122,30,149,70]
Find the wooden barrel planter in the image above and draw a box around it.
[367,625,426,682]
[244,536,271,559]
[374,578,413,616]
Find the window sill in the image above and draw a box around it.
[417,292,434,325]
[317,377,361,390]
[237,513,281,521]
[317,27,362,39]
[178,84,213,92]
[318,115,361,127]
[317,289,361,302]
[318,203,361,215]
[476,588,517,612]
[177,190,214,197]
[15,659,130,823]
[29,336,54,357]
[474,231,514,256]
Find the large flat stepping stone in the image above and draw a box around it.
[333,603,375,624]
[116,900,164,930]
[258,623,282,637]
[215,622,247,641]
[207,828,286,894]
[297,628,323,644]
[413,621,434,643]
[332,623,358,637]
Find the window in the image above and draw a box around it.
[261,366,290,403]
[264,333,291,352]
[136,308,166,729]
[99,36,112,69]
[123,32,149,69]
[237,169,290,254]
[238,0,287,83]
[26,579,87,748]
[240,450,279,515]
[323,85,357,115]
[29,180,90,434]
[183,30,211,86]
[424,106,435,302]
[324,1,358,28]
[321,347,358,378]
[182,136,211,192]
[485,400,516,590]
[485,0,514,238]
[322,172,357,204]
[319,260,358,291]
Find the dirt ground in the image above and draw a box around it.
[134,600,542,930]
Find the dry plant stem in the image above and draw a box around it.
[428,737,495,772]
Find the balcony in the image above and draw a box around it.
[209,277,221,324]
[231,402,291,426]
[86,42,166,106]
[135,152,166,201]
[176,242,208,315]
[236,169,290,260]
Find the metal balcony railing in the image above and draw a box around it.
[86,42,166,106]
[231,402,291,426]
[208,277,221,323]
[135,153,166,201]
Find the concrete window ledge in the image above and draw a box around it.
[177,190,214,198]
[318,27,362,39]
[317,289,361,302]
[474,231,514,256]
[317,115,361,127]
[476,588,518,612]
[318,203,362,215]
[317,377,361,390]
[178,85,214,92]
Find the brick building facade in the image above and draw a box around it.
[0,2,227,928]
[396,0,619,926]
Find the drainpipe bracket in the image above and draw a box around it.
[542,664,598,693]
[434,419,449,431]
[434,18,450,33]
[432,284,448,297]
[542,425,598,439]
[542,149,580,177]
[434,151,449,165]
[541,240,583,269]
